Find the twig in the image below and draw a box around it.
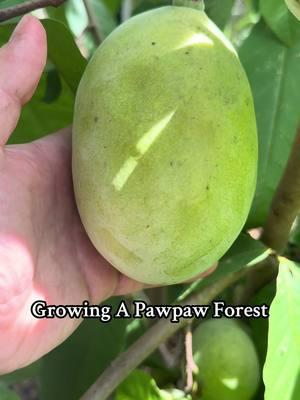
[80,268,248,400]
[82,0,102,45]
[262,125,300,253]
[184,324,198,393]
[0,0,66,22]
[121,0,133,23]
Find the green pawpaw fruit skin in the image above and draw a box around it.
[193,319,260,400]
[72,6,258,285]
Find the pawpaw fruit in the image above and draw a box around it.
[193,319,260,400]
[72,6,257,285]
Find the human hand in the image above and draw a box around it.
[0,16,146,375]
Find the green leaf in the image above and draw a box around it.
[249,281,276,399]
[65,0,116,41]
[178,234,268,302]
[260,0,300,46]
[239,21,300,227]
[42,68,62,104]
[0,383,20,400]
[92,0,117,39]
[205,0,235,29]
[0,360,41,384]
[263,258,300,400]
[102,0,122,14]
[10,72,73,144]
[46,4,69,27]
[115,370,168,400]
[0,21,13,41]
[250,281,276,366]
[42,19,87,93]
[0,0,24,8]
[133,0,170,15]
[285,0,300,20]
[65,0,88,37]
[40,298,129,400]
[247,0,260,13]
[0,19,86,94]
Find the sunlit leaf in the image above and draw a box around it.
[65,0,116,40]
[263,258,300,400]
[285,0,300,20]
[65,0,88,37]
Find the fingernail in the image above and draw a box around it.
[9,15,30,42]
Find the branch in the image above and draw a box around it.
[262,125,300,252]
[184,324,198,393]
[121,0,133,22]
[80,268,248,400]
[0,0,66,22]
[82,0,102,45]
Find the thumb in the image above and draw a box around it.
[0,15,47,147]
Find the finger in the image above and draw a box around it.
[0,15,47,147]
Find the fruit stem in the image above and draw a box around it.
[172,0,205,11]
